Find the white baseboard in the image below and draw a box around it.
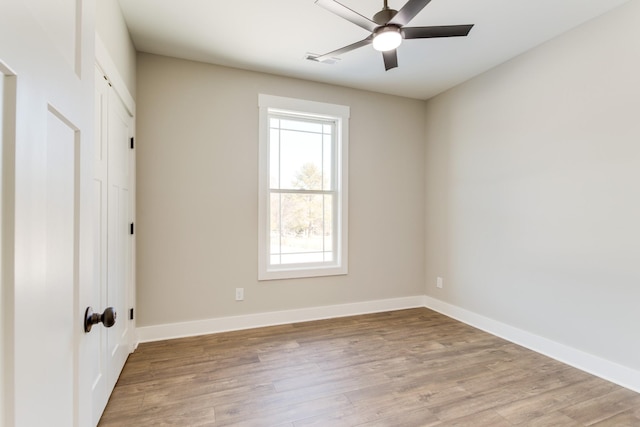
[136,295,426,343]
[135,294,640,394]
[423,296,640,394]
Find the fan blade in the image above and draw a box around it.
[402,24,474,39]
[315,0,378,32]
[312,35,374,62]
[382,49,398,71]
[388,0,433,26]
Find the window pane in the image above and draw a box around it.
[323,251,334,262]
[280,193,324,249]
[280,119,323,133]
[323,194,336,261]
[270,129,280,188]
[279,130,322,190]
[323,134,333,190]
[324,194,334,261]
[281,253,325,264]
[280,236,323,255]
[270,194,282,265]
[269,192,335,265]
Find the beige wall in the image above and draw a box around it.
[424,0,640,370]
[95,0,136,97]
[136,53,426,326]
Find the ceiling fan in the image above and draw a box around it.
[310,0,474,71]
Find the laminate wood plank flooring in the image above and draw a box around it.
[98,308,640,426]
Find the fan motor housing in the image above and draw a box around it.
[373,8,397,25]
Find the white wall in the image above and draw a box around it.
[424,0,640,371]
[136,53,426,327]
[95,0,136,97]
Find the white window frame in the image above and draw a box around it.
[258,94,349,280]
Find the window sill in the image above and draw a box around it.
[258,264,348,281]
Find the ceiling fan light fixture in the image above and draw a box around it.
[372,26,402,52]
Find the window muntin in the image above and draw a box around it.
[258,95,348,280]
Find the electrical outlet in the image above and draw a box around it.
[235,288,244,301]
[436,277,443,289]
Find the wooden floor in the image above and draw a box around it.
[99,308,640,426]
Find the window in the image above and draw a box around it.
[258,94,349,280]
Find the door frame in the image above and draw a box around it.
[1,60,17,427]
[96,36,135,123]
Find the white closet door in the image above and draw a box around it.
[91,64,136,425]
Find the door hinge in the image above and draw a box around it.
[129,308,134,320]
[130,222,134,235]
[130,137,134,149]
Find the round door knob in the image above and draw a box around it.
[84,306,117,333]
[101,307,117,328]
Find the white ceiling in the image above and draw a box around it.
[118,0,629,100]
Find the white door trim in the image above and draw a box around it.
[0,59,17,427]
[95,35,135,116]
